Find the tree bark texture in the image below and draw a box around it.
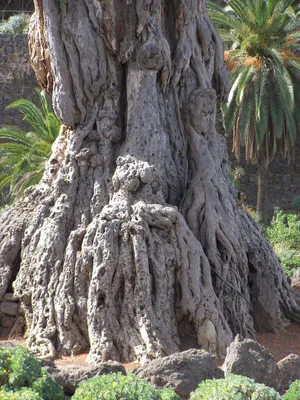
[0,0,300,363]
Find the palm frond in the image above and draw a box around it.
[6,98,49,141]
[0,127,37,146]
[208,0,300,167]
[0,88,61,198]
[46,113,61,141]
[227,0,257,30]
[0,174,13,189]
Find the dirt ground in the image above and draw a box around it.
[1,323,300,369]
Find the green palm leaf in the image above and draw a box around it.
[0,88,61,201]
[208,0,300,167]
[6,99,49,141]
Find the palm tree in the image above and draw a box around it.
[208,0,300,225]
[0,88,61,201]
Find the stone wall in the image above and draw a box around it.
[1,0,34,17]
[0,35,37,337]
[229,144,300,216]
[0,34,38,129]
[0,293,24,338]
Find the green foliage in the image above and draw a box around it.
[0,346,65,400]
[230,166,245,189]
[0,88,61,200]
[266,210,300,249]
[284,380,300,399]
[190,374,281,400]
[275,248,300,277]
[0,14,30,34]
[8,346,42,388]
[59,0,67,8]
[31,370,65,400]
[207,0,300,166]
[0,387,42,400]
[265,209,300,276]
[72,372,180,400]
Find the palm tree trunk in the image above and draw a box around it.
[257,160,269,226]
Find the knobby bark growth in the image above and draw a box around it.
[0,0,300,363]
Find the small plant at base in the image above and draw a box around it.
[284,380,300,399]
[189,374,281,400]
[229,166,245,190]
[266,210,300,249]
[276,248,300,277]
[0,387,42,400]
[265,209,300,277]
[72,372,180,400]
[0,346,65,400]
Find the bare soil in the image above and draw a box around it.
[1,323,300,369]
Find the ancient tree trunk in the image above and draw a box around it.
[1,0,300,363]
[257,160,269,226]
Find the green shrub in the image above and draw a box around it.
[0,387,42,400]
[276,248,300,277]
[0,346,65,400]
[8,346,42,388]
[265,209,300,276]
[230,166,245,190]
[189,374,281,400]
[72,372,180,400]
[266,210,300,250]
[0,14,30,34]
[284,380,300,400]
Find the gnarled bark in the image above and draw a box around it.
[1,0,300,363]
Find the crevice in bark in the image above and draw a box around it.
[178,316,200,351]
[7,252,21,294]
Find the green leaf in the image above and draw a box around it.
[208,0,299,166]
[0,88,61,200]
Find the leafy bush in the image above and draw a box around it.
[266,210,300,250]
[230,166,245,190]
[275,248,300,277]
[0,387,42,400]
[72,372,180,400]
[265,210,300,276]
[189,374,281,400]
[0,14,30,34]
[284,380,300,399]
[0,346,65,400]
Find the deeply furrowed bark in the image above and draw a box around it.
[1,0,300,363]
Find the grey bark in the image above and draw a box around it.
[0,0,300,363]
